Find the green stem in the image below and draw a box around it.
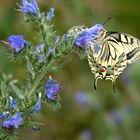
[28,59,55,97]
[39,15,49,46]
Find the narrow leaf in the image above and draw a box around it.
[26,57,35,79]
[9,82,24,99]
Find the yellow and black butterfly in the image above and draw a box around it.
[66,22,140,91]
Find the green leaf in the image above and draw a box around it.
[9,82,24,99]
[0,81,7,98]
[26,56,35,79]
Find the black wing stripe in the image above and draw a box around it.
[124,35,129,43]
[126,48,140,60]
[108,39,119,44]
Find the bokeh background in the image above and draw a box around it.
[0,0,140,140]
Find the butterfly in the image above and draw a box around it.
[66,23,140,91]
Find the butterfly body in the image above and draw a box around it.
[66,24,140,90]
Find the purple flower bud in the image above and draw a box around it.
[36,43,45,53]
[33,93,41,113]
[10,96,17,110]
[47,8,54,21]
[48,47,54,54]
[21,0,39,16]
[35,43,45,63]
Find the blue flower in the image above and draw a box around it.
[75,24,103,49]
[33,93,41,113]
[78,129,94,140]
[75,31,92,48]
[45,79,62,100]
[21,0,39,16]
[88,24,103,37]
[2,112,23,129]
[75,92,89,107]
[7,35,29,53]
[47,8,54,20]
[110,110,122,125]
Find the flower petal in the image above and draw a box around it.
[47,7,54,21]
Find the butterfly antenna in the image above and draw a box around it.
[102,17,112,26]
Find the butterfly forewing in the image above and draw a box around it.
[106,32,140,64]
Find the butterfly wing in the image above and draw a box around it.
[106,32,140,64]
[87,37,128,89]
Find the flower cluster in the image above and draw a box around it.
[20,0,55,20]
[75,24,103,52]
[0,0,64,138]
[45,79,62,100]
[20,0,39,16]
[2,112,23,129]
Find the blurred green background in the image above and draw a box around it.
[0,0,140,140]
